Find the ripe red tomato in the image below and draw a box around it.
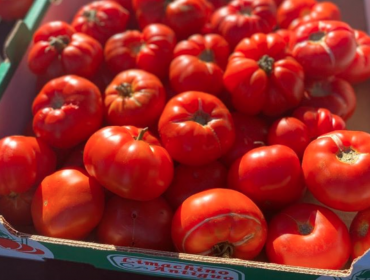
[337,30,370,84]
[171,188,267,260]
[104,69,166,127]
[133,0,212,41]
[0,0,34,21]
[0,136,56,196]
[170,33,230,96]
[301,76,356,120]
[32,75,104,149]
[223,32,305,116]
[158,91,235,166]
[97,195,174,251]
[27,21,103,80]
[164,161,228,210]
[292,20,357,78]
[211,0,277,50]
[31,168,105,240]
[84,126,174,201]
[266,203,351,269]
[349,207,370,260]
[71,1,129,45]
[302,130,370,211]
[267,117,310,159]
[228,145,305,211]
[105,24,176,80]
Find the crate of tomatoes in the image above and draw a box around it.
[0,0,370,279]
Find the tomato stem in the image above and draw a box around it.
[212,242,234,258]
[258,55,275,75]
[115,83,133,98]
[82,9,104,26]
[136,127,149,141]
[48,35,70,53]
[192,110,211,126]
[199,49,215,63]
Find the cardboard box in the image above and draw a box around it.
[0,0,370,279]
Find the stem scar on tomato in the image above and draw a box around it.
[199,49,215,63]
[309,31,326,42]
[212,241,234,258]
[82,9,105,26]
[258,55,275,75]
[47,35,70,53]
[357,222,369,237]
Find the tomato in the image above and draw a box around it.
[104,69,166,127]
[104,24,176,80]
[292,20,357,78]
[301,76,356,120]
[220,112,269,167]
[277,0,340,30]
[349,207,370,260]
[97,195,174,251]
[0,136,56,196]
[32,75,104,149]
[211,0,277,50]
[302,130,370,212]
[223,32,305,116]
[228,145,305,211]
[71,1,129,46]
[31,168,105,240]
[0,0,34,21]
[266,203,351,269]
[164,161,228,210]
[171,188,267,260]
[84,126,174,201]
[337,30,370,84]
[169,33,230,96]
[292,106,346,140]
[267,117,310,159]
[158,91,235,166]
[274,28,296,51]
[27,21,103,80]
[133,0,212,41]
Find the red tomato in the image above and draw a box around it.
[71,1,129,45]
[164,161,228,210]
[0,0,34,21]
[266,203,351,269]
[274,28,296,51]
[27,21,103,80]
[0,136,56,196]
[133,0,212,41]
[292,20,357,78]
[301,76,356,120]
[97,195,174,251]
[32,75,104,149]
[158,91,235,166]
[104,24,176,80]
[84,126,174,201]
[228,145,305,211]
[211,0,277,50]
[31,168,105,240]
[104,69,166,127]
[172,188,267,260]
[223,32,305,116]
[267,117,310,159]
[292,106,346,140]
[220,112,269,167]
[302,130,370,211]
[337,30,370,84]
[350,207,370,260]
[170,33,230,96]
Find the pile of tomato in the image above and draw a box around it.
[0,0,370,270]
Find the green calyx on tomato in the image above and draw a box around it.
[258,55,275,75]
[82,9,103,26]
[192,110,211,126]
[115,83,134,98]
[48,36,70,53]
[199,49,215,63]
[212,241,234,258]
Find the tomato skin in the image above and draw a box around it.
[211,0,277,50]
[104,69,166,128]
[171,188,267,260]
[302,130,370,212]
[223,32,305,116]
[170,33,230,96]
[104,24,176,80]
[349,207,370,260]
[97,195,174,251]
[266,203,351,269]
[158,91,235,166]
[228,145,305,211]
[32,75,104,149]
[0,0,34,21]
[71,1,129,46]
[27,21,103,80]
[31,168,105,240]
[292,20,356,79]
[84,126,174,201]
